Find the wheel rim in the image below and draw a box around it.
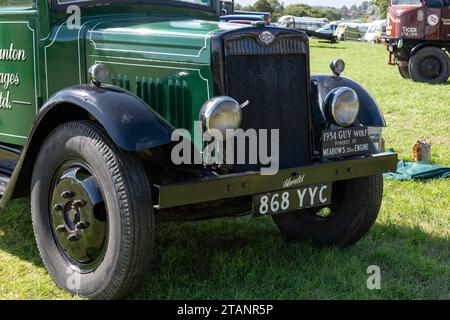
[298,206,335,223]
[295,181,344,223]
[420,57,441,80]
[50,160,108,271]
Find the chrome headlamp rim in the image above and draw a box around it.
[199,96,242,136]
[326,87,360,127]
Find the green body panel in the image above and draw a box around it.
[44,21,85,100]
[0,9,38,145]
[84,17,235,131]
[0,2,232,146]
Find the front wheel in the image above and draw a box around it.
[31,121,154,299]
[397,60,411,79]
[272,174,383,247]
[409,47,450,84]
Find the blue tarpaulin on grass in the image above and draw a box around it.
[384,160,450,180]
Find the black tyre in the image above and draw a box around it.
[31,121,154,299]
[397,61,411,79]
[272,174,383,247]
[409,47,450,84]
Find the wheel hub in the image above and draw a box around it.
[420,57,441,79]
[50,164,107,269]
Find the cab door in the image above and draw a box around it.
[0,1,38,146]
[441,2,450,40]
[425,0,443,40]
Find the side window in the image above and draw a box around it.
[427,0,444,7]
[0,0,32,8]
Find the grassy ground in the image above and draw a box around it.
[0,40,449,300]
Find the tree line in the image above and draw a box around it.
[235,0,389,21]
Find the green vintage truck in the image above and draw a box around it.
[0,0,397,299]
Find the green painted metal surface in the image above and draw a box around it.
[0,9,37,145]
[85,17,231,132]
[158,152,399,209]
[0,1,232,146]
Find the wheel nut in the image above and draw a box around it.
[75,221,88,230]
[53,204,64,212]
[61,191,73,199]
[67,233,80,242]
[73,200,85,208]
[56,225,67,233]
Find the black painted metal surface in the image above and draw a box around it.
[219,28,313,171]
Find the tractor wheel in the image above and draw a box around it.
[31,121,154,299]
[409,47,450,84]
[397,60,411,79]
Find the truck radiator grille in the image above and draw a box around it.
[223,34,312,171]
[225,36,307,56]
[111,74,191,130]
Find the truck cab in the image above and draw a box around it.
[363,20,387,43]
[316,22,340,36]
[220,0,234,15]
[0,0,396,299]
[386,0,450,83]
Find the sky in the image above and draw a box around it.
[235,0,367,8]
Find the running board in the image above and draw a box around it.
[0,143,21,199]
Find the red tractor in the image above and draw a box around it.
[386,0,450,83]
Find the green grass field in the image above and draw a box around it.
[0,40,449,300]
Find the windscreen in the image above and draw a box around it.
[57,0,211,6]
[179,0,211,5]
[0,0,32,6]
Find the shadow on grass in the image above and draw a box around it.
[0,199,448,299]
[310,44,345,50]
[0,199,43,267]
[131,218,449,299]
[430,81,450,86]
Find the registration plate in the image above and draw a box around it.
[253,183,332,216]
[322,126,370,159]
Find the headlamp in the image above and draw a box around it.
[200,96,242,137]
[325,87,360,127]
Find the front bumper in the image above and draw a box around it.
[157,152,397,209]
